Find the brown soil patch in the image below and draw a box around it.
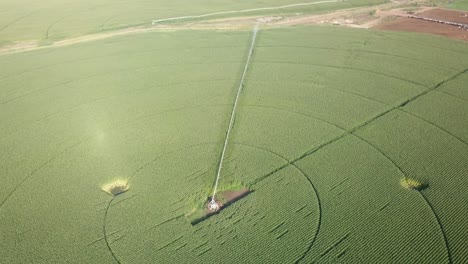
[375,8,468,41]
[190,188,251,225]
[420,8,468,24]
[218,188,250,202]
[206,188,251,213]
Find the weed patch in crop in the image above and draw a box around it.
[400,178,427,190]
[101,180,130,196]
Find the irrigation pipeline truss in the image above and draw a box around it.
[408,15,468,31]
[211,24,259,203]
[151,0,340,24]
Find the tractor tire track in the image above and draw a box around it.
[241,104,346,130]
[253,61,428,88]
[398,109,468,147]
[3,55,406,142]
[0,105,229,213]
[0,45,245,82]
[230,142,321,263]
[256,45,458,71]
[432,90,468,103]
[0,78,235,142]
[1,61,241,105]
[103,197,122,264]
[289,164,322,264]
[351,133,452,264]
[291,68,468,164]
[419,191,453,264]
[0,11,37,33]
[44,5,103,40]
[379,35,468,56]
[246,79,391,105]
[397,68,467,107]
[250,68,467,185]
[45,15,68,40]
[127,141,219,182]
[232,142,289,162]
[0,136,91,212]
[99,14,120,32]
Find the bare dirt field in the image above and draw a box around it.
[375,8,468,41]
[420,8,468,24]
[219,188,251,203]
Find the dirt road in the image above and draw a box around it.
[0,0,454,56]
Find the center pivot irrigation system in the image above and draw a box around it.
[209,24,260,211]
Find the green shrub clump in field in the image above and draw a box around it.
[400,178,426,190]
[101,179,129,196]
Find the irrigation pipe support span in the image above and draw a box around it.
[210,23,259,206]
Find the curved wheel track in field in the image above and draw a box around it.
[373,35,468,56]
[418,192,453,263]
[0,45,245,82]
[351,133,452,264]
[103,198,122,264]
[256,45,459,71]
[433,90,468,103]
[44,5,105,40]
[289,164,322,264]
[251,130,451,262]
[254,61,427,88]
[398,109,468,147]
[101,143,218,261]
[241,104,346,131]
[105,141,319,262]
[230,142,322,263]
[11,146,219,261]
[399,68,468,106]
[2,23,466,262]
[1,61,241,105]
[0,11,37,33]
[0,78,235,142]
[240,69,467,260]
[99,15,120,32]
[227,69,467,262]
[249,68,468,187]
[232,142,289,162]
[0,137,91,212]
[0,105,228,213]
[44,15,68,40]
[127,142,219,182]
[246,79,391,105]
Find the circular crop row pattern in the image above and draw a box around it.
[0,26,467,263]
